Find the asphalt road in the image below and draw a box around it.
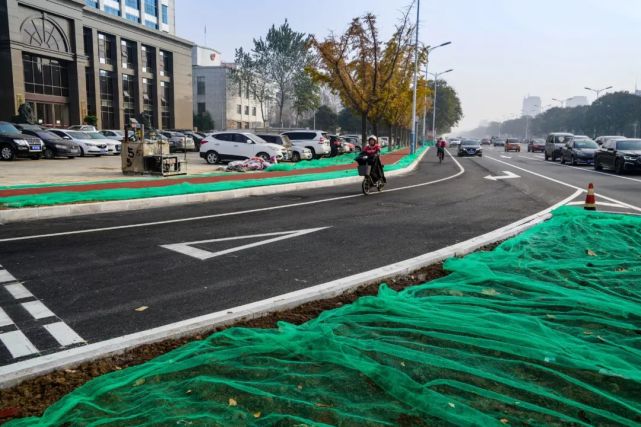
[0,145,638,365]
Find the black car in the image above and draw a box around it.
[594,138,641,174]
[0,122,44,161]
[458,140,483,157]
[560,138,598,166]
[22,129,81,159]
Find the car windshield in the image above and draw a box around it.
[68,131,90,139]
[507,139,519,143]
[555,135,573,144]
[574,140,598,148]
[246,133,268,144]
[86,132,107,139]
[533,139,545,143]
[461,140,479,146]
[35,131,62,139]
[0,123,19,134]
[617,140,641,150]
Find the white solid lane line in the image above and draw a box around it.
[0,152,466,243]
[0,330,38,358]
[4,283,34,300]
[0,270,16,284]
[517,154,641,184]
[43,322,85,347]
[485,155,641,212]
[21,300,56,320]
[0,307,13,327]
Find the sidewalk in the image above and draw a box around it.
[0,148,415,210]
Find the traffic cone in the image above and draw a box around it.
[584,183,596,211]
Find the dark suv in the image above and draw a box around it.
[0,122,44,161]
[594,138,641,174]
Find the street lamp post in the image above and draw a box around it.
[409,0,420,155]
[430,69,453,142]
[585,85,613,101]
[421,41,451,143]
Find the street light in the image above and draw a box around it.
[421,41,452,142]
[430,69,453,141]
[585,85,613,100]
[409,0,421,155]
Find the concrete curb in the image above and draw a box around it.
[0,149,428,224]
[0,188,581,389]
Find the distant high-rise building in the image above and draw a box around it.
[565,96,589,107]
[84,0,176,35]
[522,96,541,116]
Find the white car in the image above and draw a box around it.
[68,125,98,132]
[281,130,331,159]
[50,130,108,157]
[200,131,285,164]
[84,131,121,155]
[100,129,136,142]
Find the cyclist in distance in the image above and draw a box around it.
[436,137,446,162]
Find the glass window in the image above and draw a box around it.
[99,70,115,129]
[237,105,241,114]
[252,107,256,116]
[141,45,154,73]
[85,0,98,8]
[161,4,168,24]
[103,5,120,16]
[159,50,172,76]
[160,81,171,129]
[144,20,158,30]
[197,76,206,95]
[83,27,93,57]
[142,77,154,122]
[22,53,69,97]
[122,75,136,124]
[98,33,113,65]
[244,105,249,115]
[126,0,138,8]
[121,40,136,69]
[197,102,206,114]
[125,14,139,24]
[144,0,157,15]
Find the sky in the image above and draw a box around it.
[175,0,641,133]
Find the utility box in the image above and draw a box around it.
[121,122,186,176]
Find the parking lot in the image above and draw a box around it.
[0,152,222,187]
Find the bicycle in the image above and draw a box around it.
[357,155,385,195]
[437,147,445,163]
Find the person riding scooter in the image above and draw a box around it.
[357,135,386,184]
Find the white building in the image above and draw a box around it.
[192,46,266,130]
[84,0,176,35]
[522,96,541,116]
[566,96,589,107]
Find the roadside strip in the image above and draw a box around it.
[0,185,581,389]
[0,149,428,225]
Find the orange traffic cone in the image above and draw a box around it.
[584,183,596,211]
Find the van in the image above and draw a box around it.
[545,132,574,161]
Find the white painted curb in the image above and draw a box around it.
[0,188,581,389]
[0,149,429,225]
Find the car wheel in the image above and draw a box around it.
[571,156,578,166]
[615,159,625,175]
[205,151,220,164]
[291,151,301,162]
[307,147,317,159]
[594,158,602,170]
[256,152,270,162]
[67,156,76,159]
[79,147,85,157]
[544,151,549,161]
[1,145,16,161]
[561,155,566,164]
[44,148,55,159]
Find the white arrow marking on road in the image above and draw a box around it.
[484,171,521,181]
[161,227,331,260]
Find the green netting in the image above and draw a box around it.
[265,148,404,172]
[0,148,426,208]
[8,207,641,426]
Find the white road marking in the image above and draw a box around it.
[43,322,85,347]
[0,330,38,358]
[0,307,13,327]
[21,300,55,320]
[517,155,641,183]
[162,227,330,261]
[0,270,16,284]
[0,151,466,243]
[4,283,34,300]
[500,155,512,159]
[484,171,520,181]
[485,155,641,213]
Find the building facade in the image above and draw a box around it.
[521,96,541,117]
[0,0,192,130]
[565,96,589,108]
[192,45,266,130]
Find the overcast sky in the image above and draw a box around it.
[176,0,641,132]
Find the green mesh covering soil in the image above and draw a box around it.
[265,148,404,172]
[8,207,641,426]
[0,148,425,208]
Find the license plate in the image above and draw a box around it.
[30,146,41,151]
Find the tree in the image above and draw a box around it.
[253,20,311,126]
[84,115,97,126]
[338,108,364,132]
[193,111,214,132]
[427,80,463,134]
[308,105,338,131]
[310,7,418,142]
[292,72,320,125]
[233,47,273,127]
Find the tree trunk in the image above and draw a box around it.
[278,91,285,127]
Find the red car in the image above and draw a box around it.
[527,138,545,153]
[505,138,521,152]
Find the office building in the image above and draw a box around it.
[565,96,589,108]
[192,45,266,130]
[522,96,541,117]
[0,0,192,129]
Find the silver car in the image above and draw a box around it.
[160,131,196,152]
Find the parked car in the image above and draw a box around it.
[160,131,196,153]
[379,136,389,147]
[492,138,505,147]
[544,132,573,161]
[594,138,641,174]
[457,139,483,157]
[505,138,521,152]
[200,131,285,164]
[480,138,491,145]
[595,135,626,146]
[527,138,545,152]
[342,136,361,151]
[180,130,206,147]
[100,129,136,142]
[21,129,80,159]
[449,138,461,148]
[68,125,97,132]
[255,133,312,162]
[0,121,44,160]
[341,140,356,153]
[560,137,598,165]
[84,131,121,155]
[281,130,331,159]
[50,129,107,156]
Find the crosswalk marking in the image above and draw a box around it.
[0,270,16,284]
[44,322,85,347]
[0,307,13,328]
[4,283,34,300]
[22,300,55,320]
[0,330,39,358]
